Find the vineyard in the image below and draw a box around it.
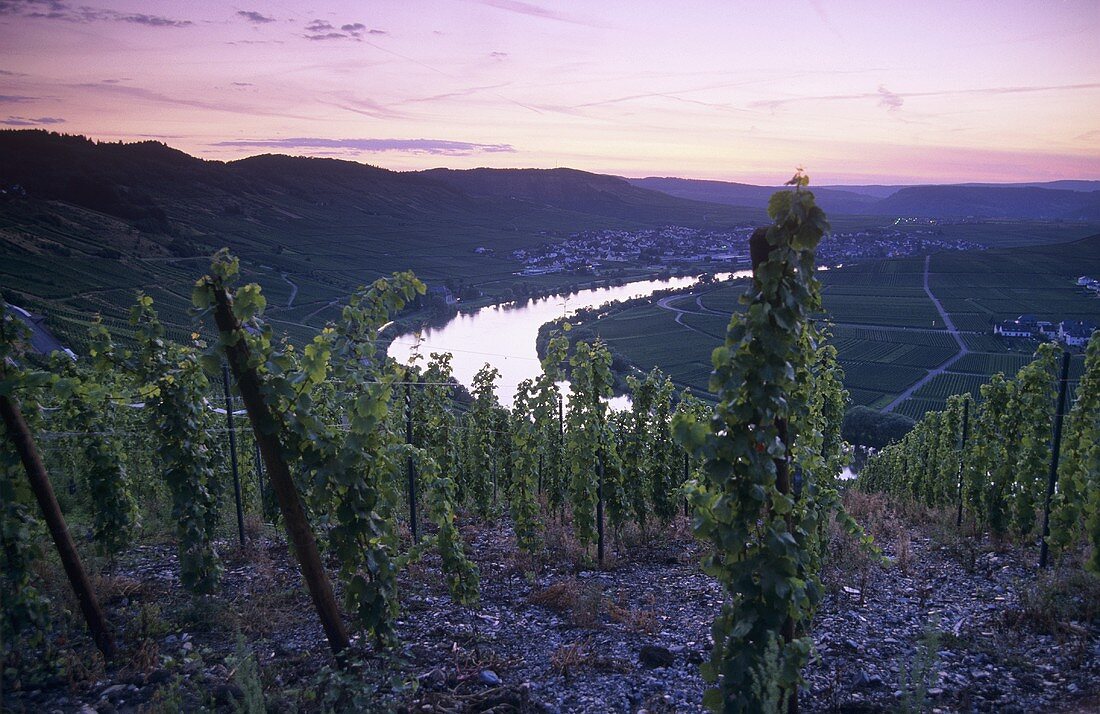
[3,182,1099,713]
[860,335,1100,571]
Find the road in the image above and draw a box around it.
[655,294,717,338]
[881,254,969,413]
[281,273,299,309]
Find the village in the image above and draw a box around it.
[990,276,1099,346]
[507,224,986,276]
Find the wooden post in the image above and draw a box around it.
[955,398,969,528]
[405,380,418,543]
[211,284,350,656]
[596,451,605,566]
[222,362,246,546]
[1039,351,1071,569]
[751,226,798,714]
[0,394,115,661]
[683,452,690,519]
[253,441,266,516]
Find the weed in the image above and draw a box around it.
[227,633,265,714]
[143,673,186,713]
[897,616,941,714]
[1006,568,1100,635]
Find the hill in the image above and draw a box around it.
[875,185,1100,220]
[629,176,1100,220]
[0,130,758,351]
[419,168,754,224]
[626,176,881,215]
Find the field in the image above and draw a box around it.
[585,233,1100,416]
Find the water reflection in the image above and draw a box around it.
[389,272,750,407]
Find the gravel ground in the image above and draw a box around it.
[2,501,1098,713]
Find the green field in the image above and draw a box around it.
[583,233,1100,416]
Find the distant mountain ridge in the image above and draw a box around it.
[418,167,742,223]
[627,176,1100,220]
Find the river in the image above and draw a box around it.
[388,272,750,408]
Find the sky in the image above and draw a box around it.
[1,0,1098,184]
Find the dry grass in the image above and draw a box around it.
[608,600,659,634]
[91,572,146,605]
[529,578,605,628]
[895,531,913,573]
[549,638,630,681]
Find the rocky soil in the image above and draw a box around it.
[2,496,1098,713]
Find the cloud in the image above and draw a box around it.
[877,85,903,111]
[213,137,516,156]
[469,0,608,28]
[1,0,191,27]
[302,18,385,41]
[2,115,64,125]
[0,94,36,103]
[231,82,253,86]
[237,10,275,24]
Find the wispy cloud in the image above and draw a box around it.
[396,83,510,106]
[68,82,313,120]
[0,0,191,27]
[1,115,64,125]
[213,137,516,156]
[753,82,1100,111]
[237,10,275,24]
[329,95,406,120]
[806,0,845,42]
[469,0,608,28]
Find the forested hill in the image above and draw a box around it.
[0,130,758,352]
[626,176,884,215]
[417,167,745,224]
[875,185,1100,219]
[0,130,757,251]
[630,176,1100,220]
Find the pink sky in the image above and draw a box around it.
[1,0,1097,184]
